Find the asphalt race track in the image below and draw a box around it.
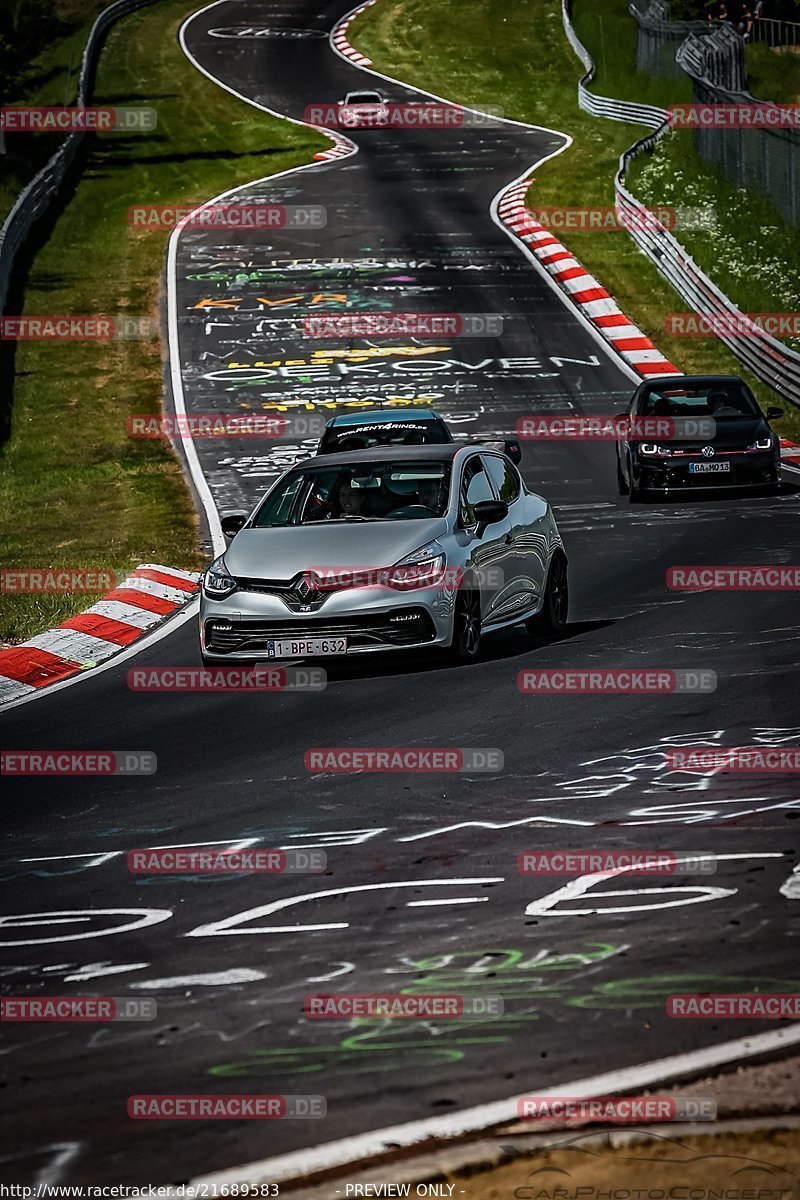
[2,0,799,1185]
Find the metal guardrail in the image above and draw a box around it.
[563,2,666,128]
[676,20,747,91]
[560,0,800,408]
[0,0,159,316]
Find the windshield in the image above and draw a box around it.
[320,421,450,453]
[345,93,383,105]
[639,382,759,419]
[253,460,452,527]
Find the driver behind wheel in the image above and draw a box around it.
[338,482,363,516]
[416,478,443,512]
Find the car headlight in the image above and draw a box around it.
[746,436,773,451]
[203,555,237,598]
[385,541,446,591]
[640,443,672,457]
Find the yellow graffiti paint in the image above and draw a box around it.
[258,395,445,413]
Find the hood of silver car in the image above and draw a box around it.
[224,519,448,580]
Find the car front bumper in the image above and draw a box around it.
[635,451,780,492]
[199,584,458,661]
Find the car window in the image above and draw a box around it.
[483,454,520,503]
[252,460,452,526]
[459,457,494,526]
[346,93,383,104]
[638,383,758,418]
[257,472,306,525]
[319,421,450,453]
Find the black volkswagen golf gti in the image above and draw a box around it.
[615,375,784,501]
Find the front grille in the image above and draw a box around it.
[235,577,293,595]
[205,608,437,653]
[234,576,329,611]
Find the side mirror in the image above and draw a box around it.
[503,439,522,465]
[221,513,247,539]
[767,407,784,421]
[473,499,508,538]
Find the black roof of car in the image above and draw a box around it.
[635,374,746,390]
[292,443,486,470]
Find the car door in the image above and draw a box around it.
[483,453,546,619]
[457,454,512,623]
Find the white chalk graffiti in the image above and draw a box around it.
[0,909,171,947]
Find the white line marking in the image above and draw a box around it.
[172,0,358,560]
[131,968,266,989]
[307,962,355,982]
[188,1023,800,1186]
[780,865,800,899]
[186,878,503,937]
[0,909,172,947]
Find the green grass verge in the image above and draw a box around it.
[0,0,328,645]
[747,41,800,104]
[350,0,800,448]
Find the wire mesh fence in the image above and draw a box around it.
[676,25,800,228]
[629,0,717,78]
[561,0,800,409]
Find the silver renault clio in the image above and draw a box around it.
[199,444,568,664]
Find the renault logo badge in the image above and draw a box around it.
[293,573,318,603]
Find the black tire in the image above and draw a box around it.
[526,553,569,637]
[448,588,482,662]
[628,457,644,504]
[617,454,629,496]
[201,653,216,667]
